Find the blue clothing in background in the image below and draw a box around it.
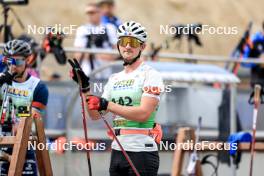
[0,54,7,72]
[242,31,264,68]
[101,15,121,28]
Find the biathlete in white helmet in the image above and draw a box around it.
[69,21,163,176]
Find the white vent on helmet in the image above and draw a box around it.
[117,21,147,42]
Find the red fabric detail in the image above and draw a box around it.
[107,124,163,144]
[32,102,46,110]
[87,96,100,110]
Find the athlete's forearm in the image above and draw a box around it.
[107,102,151,122]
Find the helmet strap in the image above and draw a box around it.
[123,51,141,66]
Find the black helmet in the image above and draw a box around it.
[3,39,32,57]
[17,34,38,53]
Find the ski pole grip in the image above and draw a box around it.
[254,84,261,105]
[76,70,82,87]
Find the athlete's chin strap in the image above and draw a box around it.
[123,51,141,66]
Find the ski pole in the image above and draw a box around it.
[249,84,261,176]
[99,112,141,176]
[75,71,93,176]
[0,84,9,125]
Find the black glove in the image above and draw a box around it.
[0,71,15,86]
[68,58,90,93]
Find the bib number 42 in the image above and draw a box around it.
[111,96,132,106]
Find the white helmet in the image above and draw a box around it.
[117,21,147,42]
